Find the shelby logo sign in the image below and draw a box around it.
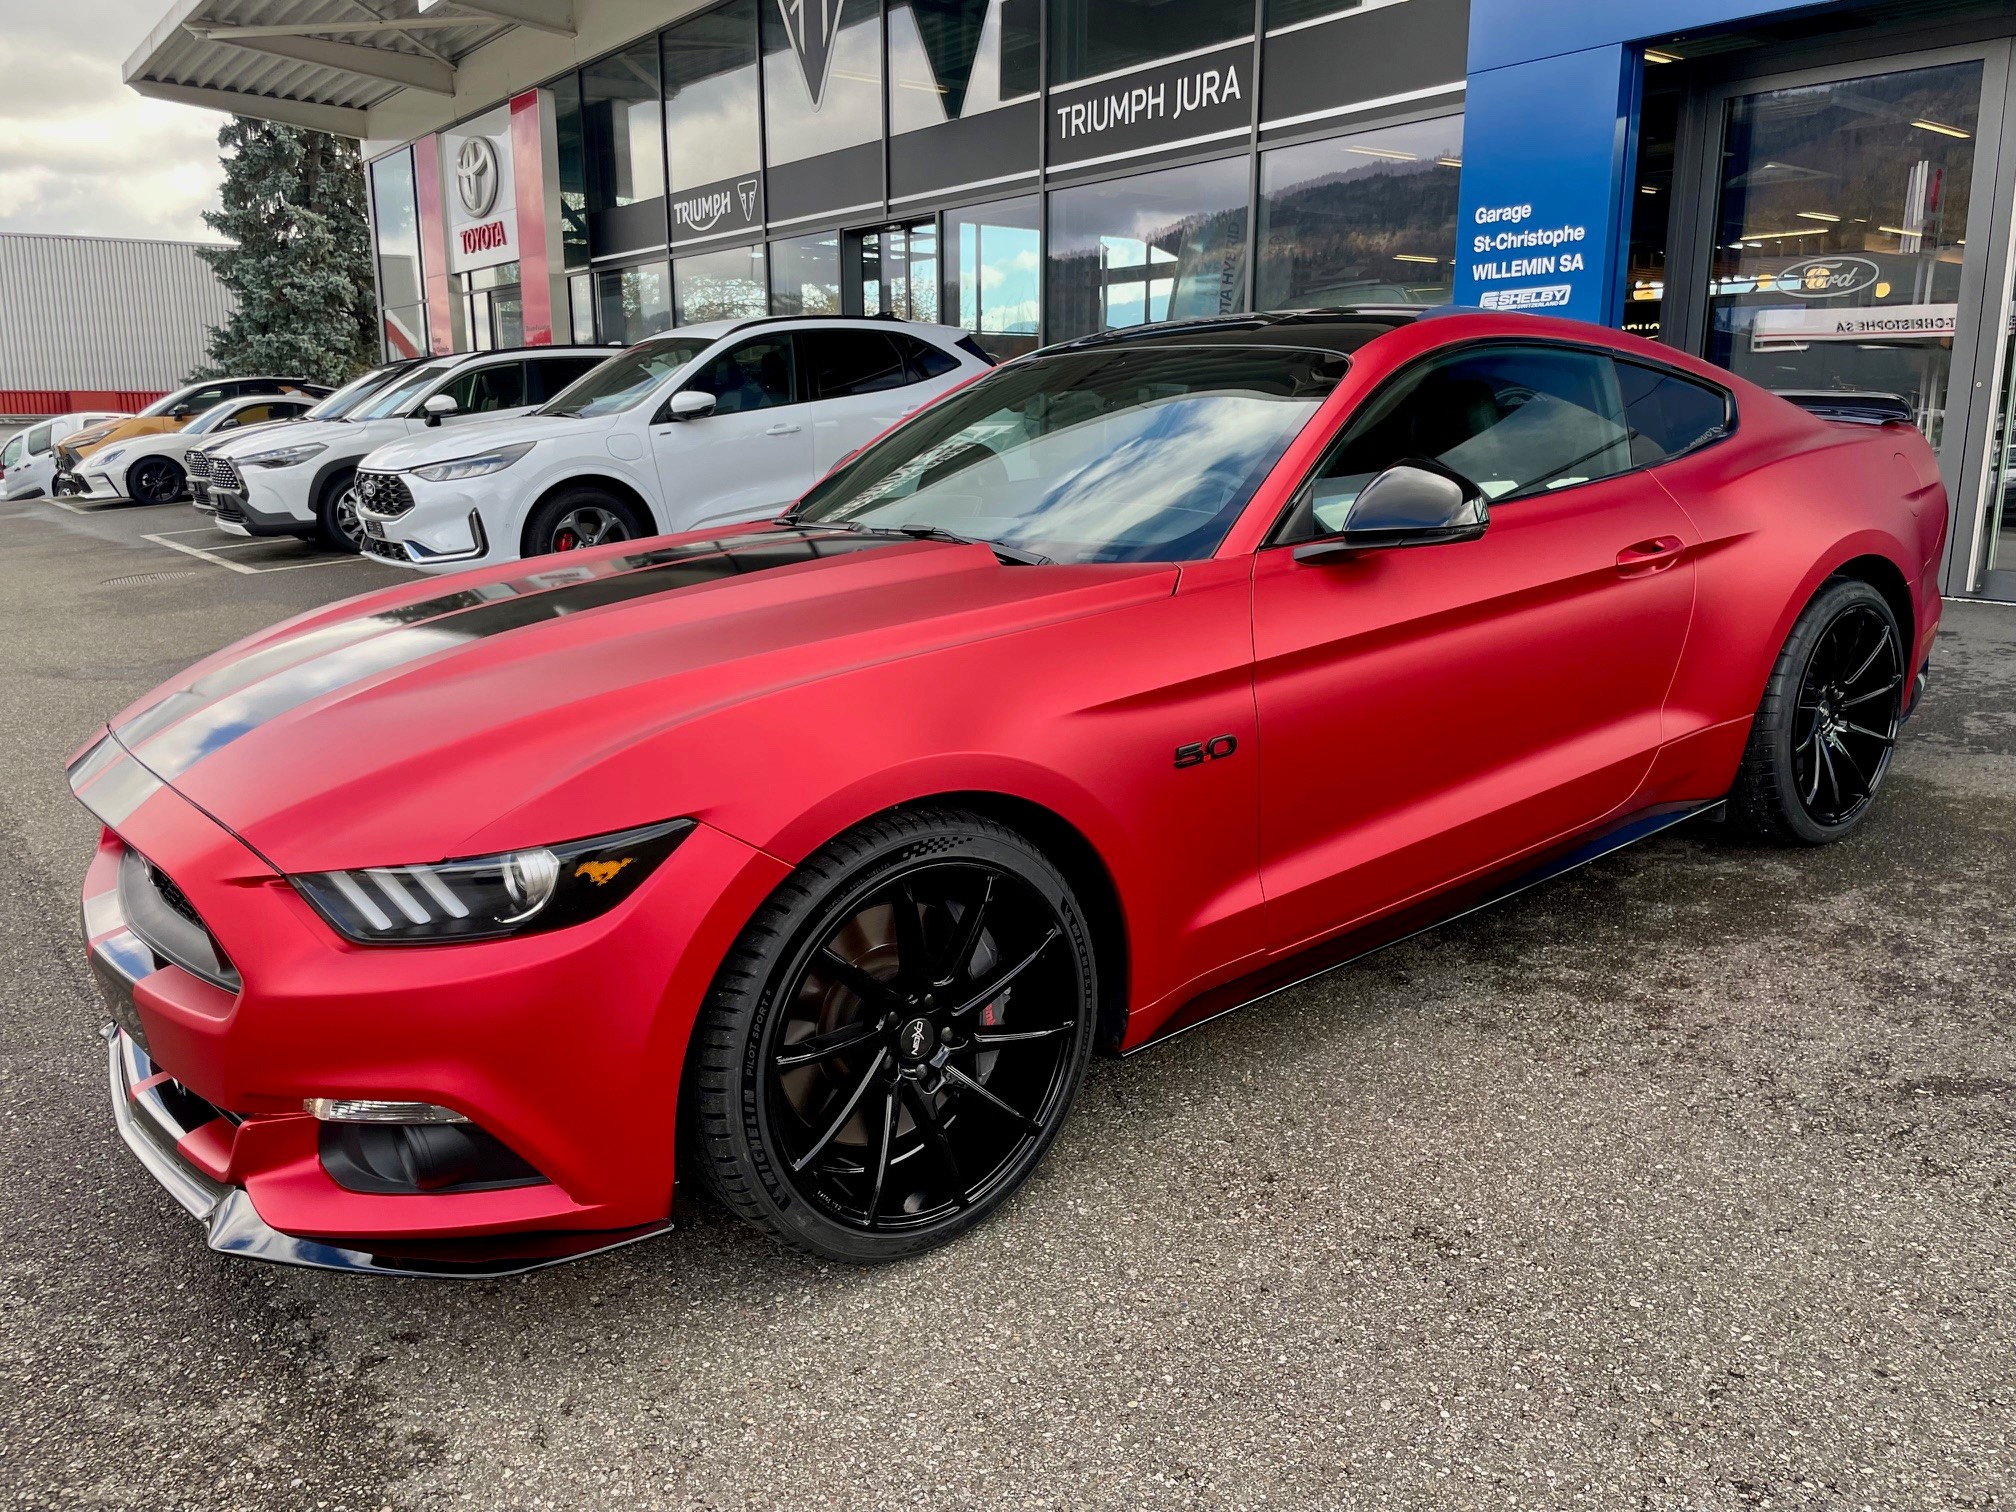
[1048,41,1252,168]
[775,0,839,108]
[671,175,763,244]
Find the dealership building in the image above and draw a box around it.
[125,0,2016,601]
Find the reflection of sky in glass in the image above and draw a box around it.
[763,7,882,166]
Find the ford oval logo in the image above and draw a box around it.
[1773,255,1882,300]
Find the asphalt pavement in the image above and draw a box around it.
[2,492,2012,1510]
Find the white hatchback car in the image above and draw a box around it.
[351,317,991,571]
[208,345,612,550]
[2,412,127,500]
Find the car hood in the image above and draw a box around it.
[367,413,603,471]
[209,417,358,458]
[90,523,1176,870]
[193,418,298,452]
[68,416,182,456]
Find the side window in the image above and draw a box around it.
[181,387,228,414]
[1289,344,1633,538]
[1616,360,1730,464]
[800,330,910,401]
[892,333,960,381]
[25,423,54,454]
[445,362,527,414]
[688,337,795,415]
[526,356,605,405]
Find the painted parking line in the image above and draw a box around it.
[140,530,389,575]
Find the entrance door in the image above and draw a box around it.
[845,220,940,321]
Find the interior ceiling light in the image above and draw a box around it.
[1795,211,1841,222]
[1435,156,1462,168]
[1644,48,1681,63]
[1641,185,1660,195]
[1911,118,1970,138]
[1348,145,1418,160]
[1392,253,1440,263]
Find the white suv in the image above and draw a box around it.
[208,345,612,550]
[351,317,991,571]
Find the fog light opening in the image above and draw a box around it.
[304,1097,468,1125]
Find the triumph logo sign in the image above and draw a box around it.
[775,0,840,108]
[455,135,500,218]
[671,175,763,243]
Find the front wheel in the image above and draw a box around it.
[314,469,362,552]
[687,808,1098,1262]
[523,488,644,557]
[1728,577,1905,845]
[125,457,185,506]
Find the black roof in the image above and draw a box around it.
[1039,306,1444,358]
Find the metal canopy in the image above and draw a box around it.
[123,0,575,137]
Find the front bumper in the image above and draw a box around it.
[211,472,315,537]
[358,474,497,571]
[71,738,788,1276]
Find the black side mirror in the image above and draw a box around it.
[1293,459,1490,563]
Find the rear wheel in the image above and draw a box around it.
[1728,577,1905,845]
[313,469,362,552]
[523,487,644,557]
[125,457,184,506]
[687,808,1097,1262]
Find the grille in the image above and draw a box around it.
[147,862,203,928]
[210,457,244,493]
[213,494,245,525]
[359,531,410,564]
[354,470,415,517]
[187,451,211,482]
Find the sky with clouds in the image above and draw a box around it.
[0,0,227,242]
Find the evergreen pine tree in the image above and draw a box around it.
[194,118,377,384]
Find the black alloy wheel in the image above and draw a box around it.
[1729,577,1905,844]
[126,457,185,506]
[689,808,1097,1261]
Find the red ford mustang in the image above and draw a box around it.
[71,309,1946,1274]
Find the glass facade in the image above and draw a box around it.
[1047,0,1248,85]
[1047,157,1251,341]
[763,0,884,167]
[596,261,673,344]
[675,243,769,323]
[770,231,842,316]
[1257,116,1464,310]
[944,196,1040,357]
[369,149,425,359]
[583,40,667,212]
[888,0,1041,133]
[663,0,760,189]
[552,72,589,268]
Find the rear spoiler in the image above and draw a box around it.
[1773,390,1916,427]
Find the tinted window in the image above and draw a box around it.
[1289,344,1633,538]
[1047,0,1246,86]
[796,344,1343,563]
[689,336,795,414]
[25,423,53,453]
[446,362,527,414]
[1617,361,1730,461]
[542,338,713,418]
[663,0,759,188]
[894,333,960,380]
[583,39,665,210]
[802,330,910,400]
[526,356,607,405]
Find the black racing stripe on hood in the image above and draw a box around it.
[114,526,859,751]
[128,529,900,782]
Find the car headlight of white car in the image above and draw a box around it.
[412,441,537,483]
[95,447,126,469]
[241,442,328,469]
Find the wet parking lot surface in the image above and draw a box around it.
[2,493,2013,1510]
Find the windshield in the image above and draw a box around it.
[539,339,712,418]
[187,402,256,436]
[352,363,455,421]
[137,387,193,418]
[794,345,1344,563]
[305,365,405,421]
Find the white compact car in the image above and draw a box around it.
[2,412,127,500]
[208,345,612,550]
[76,393,321,505]
[189,357,435,516]
[352,317,991,571]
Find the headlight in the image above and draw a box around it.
[290,818,694,945]
[242,442,327,469]
[96,448,125,468]
[412,441,536,483]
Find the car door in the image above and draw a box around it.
[650,334,814,528]
[438,359,533,427]
[798,328,927,476]
[1251,341,1699,954]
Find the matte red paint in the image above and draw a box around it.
[75,313,1945,1252]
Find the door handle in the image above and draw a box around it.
[764,423,802,436]
[1616,536,1685,576]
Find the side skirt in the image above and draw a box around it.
[1123,799,1724,1057]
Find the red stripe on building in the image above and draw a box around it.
[510,90,554,346]
[0,389,165,417]
[411,134,457,356]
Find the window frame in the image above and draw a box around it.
[678,332,802,415]
[1263,336,1739,549]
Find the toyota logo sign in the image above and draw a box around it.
[456,136,500,218]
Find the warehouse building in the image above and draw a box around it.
[0,233,233,423]
[121,0,2016,602]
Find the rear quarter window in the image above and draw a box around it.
[1616,360,1732,464]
